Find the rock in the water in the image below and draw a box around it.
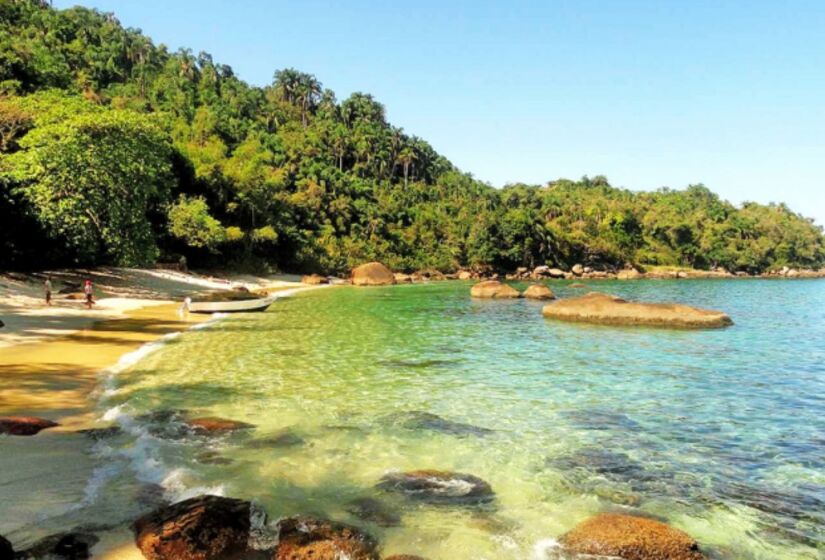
[385,411,493,437]
[547,268,566,278]
[559,513,705,560]
[523,284,555,300]
[572,264,584,276]
[20,531,99,559]
[0,535,12,560]
[569,282,587,289]
[186,417,254,434]
[542,292,732,329]
[0,416,59,436]
[247,430,305,448]
[377,470,494,505]
[132,495,252,560]
[352,262,396,286]
[301,274,328,285]
[617,268,642,280]
[274,515,378,560]
[470,281,520,299]
[346,497,401,527]
[76,426,123,439]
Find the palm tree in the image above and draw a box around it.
[397,147,417,187]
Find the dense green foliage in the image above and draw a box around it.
[1,1,823,272]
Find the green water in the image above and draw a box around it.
[4,280,825,559]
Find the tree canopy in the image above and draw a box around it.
[1,1,823,273]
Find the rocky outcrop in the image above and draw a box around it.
[352,262,396,286]
[470,281,520,299]
[301,274,328,285]
[377,470,494,505]
[274,515,378,560]
[0,535,12,560]
[523,284,555,300]
[0,416,59,436]
[133,495,252,560]
[186,417,254,435]
[18,531,99,559]
[559,513,705,560]
[542,292,732,329]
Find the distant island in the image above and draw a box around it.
[1,1,823,276]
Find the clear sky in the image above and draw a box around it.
[54,0,825,226]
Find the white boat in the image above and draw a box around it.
[187,296,274,314]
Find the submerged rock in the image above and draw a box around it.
[186,417,255,435]
[559,513,705,559]
[247,430,306,449]
[18,531,99,559]
[523,284,555,300]
[274,515,378,560]
[352,262,395,286]
[133,495,252,560]
[384,411,493,437]
[542,292,732,329]
[569,282,587,289]
[377,470,494,505]
[0,416,59,436]
[470,280,520,299]
[76,426,123,440]
[346,497,402,527]
[0,535,12,560]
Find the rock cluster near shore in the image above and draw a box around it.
[542,292,733,329]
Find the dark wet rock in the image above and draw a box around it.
[0,416,59,436]
[132,495,252,560]
[714,481,825,531]
[559,513,706,560]
[0,535,12,560]
[76,426,123,440]
[549,448,648,480]
[247,430,305,449]
[383,411,493,437]
[186,417,255,435]
[135,483,169,508]
[18,531,99,559]
[274,515,378,560]
[346,497,401,527]
[377,470,494,505]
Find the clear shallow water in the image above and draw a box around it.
[4,280,825,559]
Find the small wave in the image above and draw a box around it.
[532,538,562,559]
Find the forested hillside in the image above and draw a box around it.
[1,1,823,273]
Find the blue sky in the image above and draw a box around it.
[55,0,825,226]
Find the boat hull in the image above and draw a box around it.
[188,298,273,313]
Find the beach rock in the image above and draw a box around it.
[186,417,254,434]
[559,513,705,560]
[377,470,494,505]
[0,536,12,560]
[572,264,584,276]
[19,531,99,559]
[0,416,59,436]
[458,270,473,280]
[133,495,252,560]
[384,411,493,437]
[523,284,555,300]
[352,262,396,286]
[617,268,642,280]
[346,497,401,527]
[542,292,732,329]
[547,268,566,278]
[394,273,412,283]
[301,274,328,285]
[470,281,520,299]
[274,515,378,560]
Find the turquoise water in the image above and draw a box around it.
[5,280,825,559]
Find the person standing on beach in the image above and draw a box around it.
[84,279,94,309]
[44,275,52,306]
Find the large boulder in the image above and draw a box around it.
[352,262,396,286]
[0,535,12,560]
[559,513,705,560]
[470,281,520,299]
[0,416,59,436]
[274,515,378,560]
[617,268,642,280]
[547,268,566,278]
[377,470,494,505]
[542,292,732,329]
[572,264,584,276]
[301,274,328,285]
[457,270,473,280]
[132,495,252,560]
[523,284,555,300]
